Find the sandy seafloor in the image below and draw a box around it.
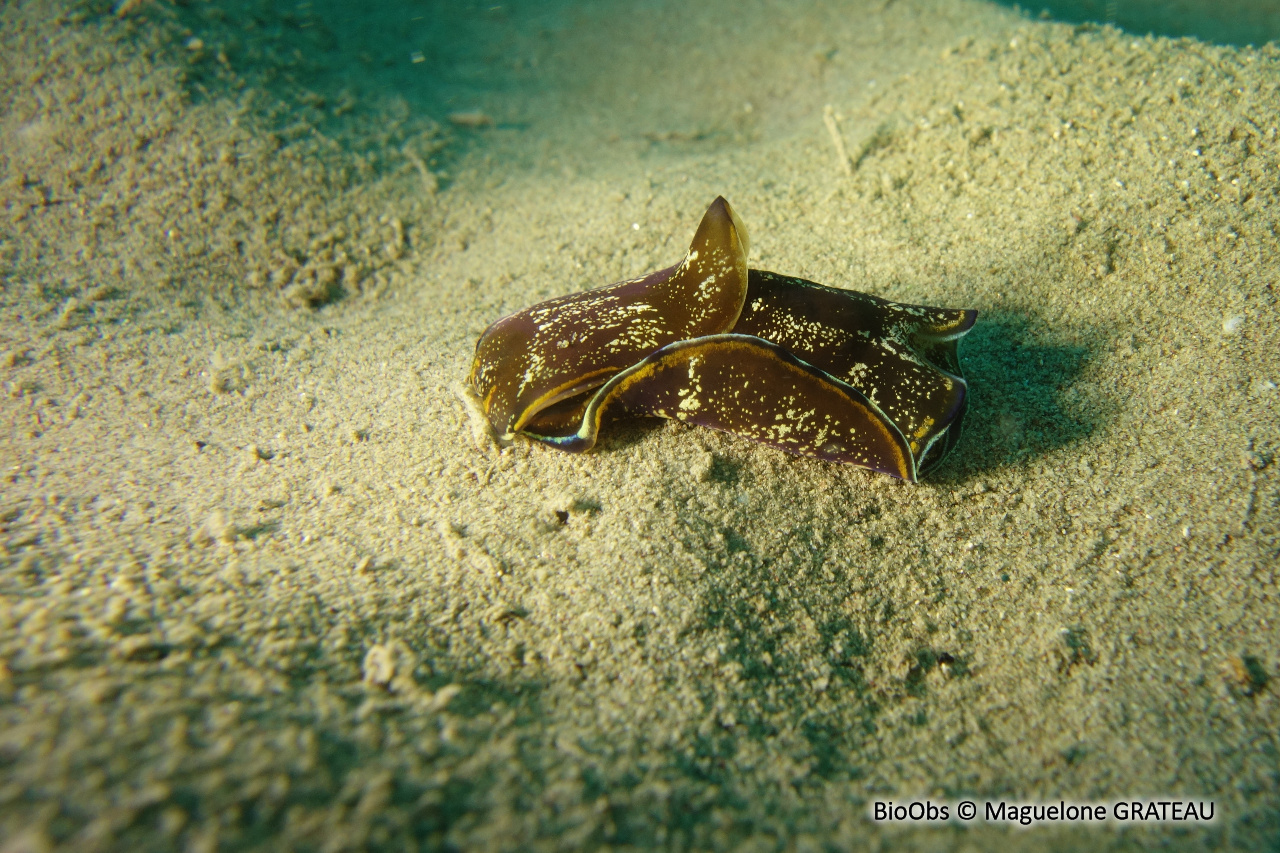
[1,0,1279,849]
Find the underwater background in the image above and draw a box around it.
[1,0,1277,849]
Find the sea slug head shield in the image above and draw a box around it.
[467,197,975,481]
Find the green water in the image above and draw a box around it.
[995,0,1280,45]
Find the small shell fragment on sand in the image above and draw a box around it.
[448,111,494,128]
[822,105,853,176]
[362,645,396,687]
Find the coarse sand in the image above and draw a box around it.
[1,0,1277,849]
